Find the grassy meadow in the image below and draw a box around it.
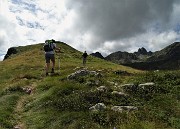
[0,42,179,129]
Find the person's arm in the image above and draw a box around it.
[53,43,61,52]
[55,47,61,53]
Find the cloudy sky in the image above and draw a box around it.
[1,0,180,60]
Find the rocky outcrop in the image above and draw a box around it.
[120,82,156,95]
[111,91,128,97]
[90,52,105,59]
[67,69,99,80]
[134,47,152,56]
[89,103,106,112]
[3,47,18,60]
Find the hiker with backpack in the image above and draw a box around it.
[44,39,61,76]
[82,51,88,67]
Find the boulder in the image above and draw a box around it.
[111,106,123,113]
[67,69,99,80]
[120,83,137,92]
[89,103,106,112]
[111,91,128,97]
[138,82,155,93]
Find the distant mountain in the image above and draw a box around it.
[105,47,152,64]
[126,42,180,70]
[90,52,105,59]
[105,42,180,70]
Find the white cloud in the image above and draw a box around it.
[0,0,180,58]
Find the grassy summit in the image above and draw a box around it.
[0,42,179,129]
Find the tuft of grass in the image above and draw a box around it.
[0,94,20,128]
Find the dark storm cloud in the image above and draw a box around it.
[65,0,176,50]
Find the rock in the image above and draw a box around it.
[111,106,138,112]
[111,91,127,97]
[14,125,21,129]
[139,82,155,86]
[108,81,118,86]
[73,67,80,71]
[111,106,123,113]
[89,71,97,75]
[89,103,106,112]
[4,47,18,60]
[97,86,108,92]
[120,83,134,87]
[23,87,32,94]
[67,69,89,80]
[67,69,99,80]
[139,82,155,91]
[86,80,100,86]
[120,83,137,92]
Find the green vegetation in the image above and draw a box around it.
[0,43,179,129]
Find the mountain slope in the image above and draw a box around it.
[125,42,180,70]
[105,42,180,70]
[0,42,141,129]
[0,42,179,129]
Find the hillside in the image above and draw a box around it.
[0,42,180,129]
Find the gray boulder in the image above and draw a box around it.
[139,82,155,89]
[67,69,98,80]
[111,91,128,97]
[89,103,106,112]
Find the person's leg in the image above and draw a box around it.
[45,54,50,76]
[50,54,55,73]
[83,58,86,66]
[46,63,50,75]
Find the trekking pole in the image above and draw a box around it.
[58,53,60,73]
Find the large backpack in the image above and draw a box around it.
[43,40,55,52]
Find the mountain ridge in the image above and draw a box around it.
[91,42,180,70]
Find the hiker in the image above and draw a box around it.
[82,51,88,66]
[44,39,61,76]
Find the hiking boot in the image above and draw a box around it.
[51,68,54,73]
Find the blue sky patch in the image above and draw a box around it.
[11,0,36,13]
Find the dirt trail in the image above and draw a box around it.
[13,82,38,129]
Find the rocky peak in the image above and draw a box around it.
[134,47,152,56]
[138,47,147,55]
[90,52,104,59]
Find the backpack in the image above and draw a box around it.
[43,40,55,52]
